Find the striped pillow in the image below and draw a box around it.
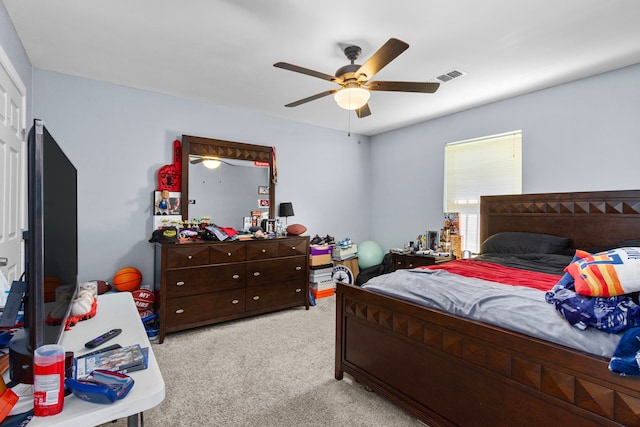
[567,247,640,297]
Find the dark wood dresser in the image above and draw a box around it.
[154,236,309,343]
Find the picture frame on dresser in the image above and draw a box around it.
[153,190,181,215]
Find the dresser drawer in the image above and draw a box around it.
[245,256,306,286]
[246,241,278,260]
[245,280,306,311]
[166,289,246,328]
[166,246,210,268]
[165,265,245,298]
[210,243,246,264]
[392,254,436,270]
[278,238,308,257]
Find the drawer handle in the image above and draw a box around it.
[175,309,184,314]
[253,296,260,301]
[176,281,185,286]
[295,288,302,293]
[253,272,261,276]
[232,274,240,279]
[232,299,239,304]
[261,249,266,253]
[409,263,414,267]
[227,252,232,256]
[291,246,296,250]
[188,255,193,260]
[295,266,302,271]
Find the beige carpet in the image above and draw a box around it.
[101,296,425,427]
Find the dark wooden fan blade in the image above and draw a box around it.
[356,38,409,81]
[284,89,339,107]
[356,104,371,118]
[366,81,440,93]
[274,62,340,83]
[190,158,204,164]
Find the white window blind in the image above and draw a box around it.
[444,131,522,253]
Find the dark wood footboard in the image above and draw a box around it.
[335,282,640,427]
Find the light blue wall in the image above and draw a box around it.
[0,2,32,119]
[369,64,640,251]
[31,70,371,284]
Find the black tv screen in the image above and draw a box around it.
[39,121,78,343]
[9,119,78,384]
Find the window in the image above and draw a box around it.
[444,131,522,253]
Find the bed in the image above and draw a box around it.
[335,190,640,427]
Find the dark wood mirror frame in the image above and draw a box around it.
[181,134,275,220]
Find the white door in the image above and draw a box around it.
[0,44,27,287]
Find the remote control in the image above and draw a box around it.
[84,329,122,349]
[77,343,122,358]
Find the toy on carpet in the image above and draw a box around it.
[132,288,155,313]
[113,267,142,292]
[357,240,385,269]
[138,309,154,319]
[130,287,158,338]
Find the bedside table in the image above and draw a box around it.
[391,252,454,271]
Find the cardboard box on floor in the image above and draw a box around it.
[333,257,359,282]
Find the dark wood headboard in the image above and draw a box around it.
[480,189,640,249]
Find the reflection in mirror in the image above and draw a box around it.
[188,157,270,230]
[181,134,275,225]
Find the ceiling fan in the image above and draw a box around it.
[189,156,233,170]
[274,38,439,118]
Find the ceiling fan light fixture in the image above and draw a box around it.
[202,159,221,169]
[334,87,370,110]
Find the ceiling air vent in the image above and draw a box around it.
[434,68,467,83]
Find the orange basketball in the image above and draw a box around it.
[112,267,142,292]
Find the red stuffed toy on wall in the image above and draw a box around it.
[157,140,182,191]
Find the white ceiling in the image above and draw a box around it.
[4,0,640,136]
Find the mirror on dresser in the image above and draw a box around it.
[181,135,275,229]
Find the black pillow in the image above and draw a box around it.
[480,232,571,255]
[619,239,640,247]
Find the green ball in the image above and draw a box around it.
[357,241,385,269]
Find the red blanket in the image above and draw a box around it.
[417,259,560,292]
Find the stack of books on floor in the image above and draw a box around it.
[309,244,335,299]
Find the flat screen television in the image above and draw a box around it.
[9,119,78,384]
